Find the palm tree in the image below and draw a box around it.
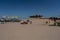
[29,15,43,18]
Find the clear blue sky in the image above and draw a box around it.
[0,0,60,18]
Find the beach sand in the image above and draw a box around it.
[0,19,60,40]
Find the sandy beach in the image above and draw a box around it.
[0,19,60,40]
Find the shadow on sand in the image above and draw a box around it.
[48,24,60,27]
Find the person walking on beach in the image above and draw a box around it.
[46,21,48,24]
[27,20,30,23]
[30,20,32,24]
